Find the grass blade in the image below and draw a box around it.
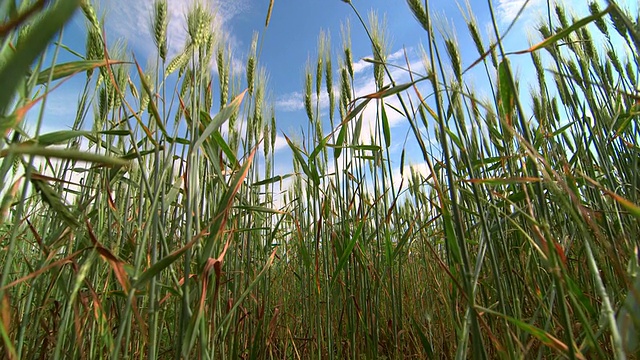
[0,0,80,114]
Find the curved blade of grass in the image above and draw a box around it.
[0,178,21,224]
[0,248,86,291]
[330,219,365,288]
[0,0,47,37]
[167,136,190,145]
[445,128,464,150]
[194,90,246,151]
[233,205,285,215]
[29,173,79,227]
[511,5,612,55]
[201,147,257,262]
[309,132,330,164]
[36,59,125,84]
[216,249,278,334]
[164,176,183,207]
[1,145,129,166]
[391,220,417,261]
[410,316,434,359]
[478,306,585,359]
[363,78,427,99]
[121,147,161,160]
[353,112,364,144]
[85,221,131,292]
[30,129,130,146]
[133,226,211,289]
[381,102,391,147]
[284,134,319,185]
[463,177,542,185]
[0,0,80,115]
[334,124,348,159]
[582,173,640,219]
[32,130,92,145]
[211,130,238,168]
[335,98,371,159]
[329,144,381,152]
[252,173,293,187]
[83,134,124,155]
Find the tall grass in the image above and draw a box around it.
[1,0,639,358]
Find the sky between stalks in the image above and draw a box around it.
[25,0,639,203]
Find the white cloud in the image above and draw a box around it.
[271,47,430,207]
[348,56,425,144]
[403,162,431,181]
[275,47,425,139]
[273,134,287,152]
[387,48,408,62]
[352,58,372,75]
[496,0,547,25]
[494,0,618,26]
[268,163,295,210]
[351,48,406,75]
[102,0,249,66]
[275,91,304,112]
[386,161,433,196]
[275,90,335,113]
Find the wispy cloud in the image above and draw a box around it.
[273,134,288,152]
[275,48,419,115]
[275,91,304,112]
[385,161,433,195]
[102,0,249,63]
[495,0,593,25]
[497,0,638,26]
[402,162,431,181]
[352,58,372,75]
[272,46,430,206]
[275,90,335,113]
[350,52,425,143]
[387,48,409,62]
[351,48,407,75]
[496,0,546,24]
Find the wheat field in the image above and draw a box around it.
[0,0,639,358]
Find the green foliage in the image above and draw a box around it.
[1,0,639,359]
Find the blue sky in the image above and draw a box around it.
[28,0,639,192]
